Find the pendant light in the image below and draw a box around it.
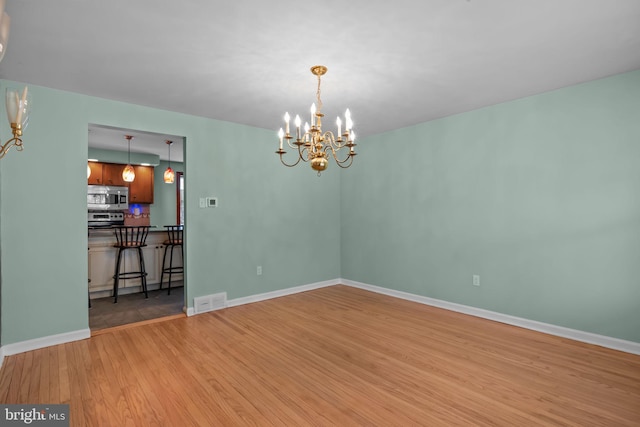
[122,135,135,182]
[164,140,175,184]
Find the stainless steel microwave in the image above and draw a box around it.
[87,185,129,210]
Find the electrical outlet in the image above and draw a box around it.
[473,275,480,286]
[257,266,262,276]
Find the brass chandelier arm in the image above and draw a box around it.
[327,145,356,168]
[0,136,24,159]
[335,156,355,169]
[276,140,309,167]
[320,131,349,150]
[285,136,300,150]
[276,150,302,167]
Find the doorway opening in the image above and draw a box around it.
[177,171,184,225]
[87,124,187,331]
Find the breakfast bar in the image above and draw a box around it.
[88,227,183,300]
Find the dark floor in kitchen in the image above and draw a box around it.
[89,283,184,330]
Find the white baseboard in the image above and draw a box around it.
[3,280,636,360]
[341,279,640,356]
[1,329,91,357]
[226,279,340,308]
[185,279,339,317]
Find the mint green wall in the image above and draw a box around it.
[2,70,638,346]
[341,70,640,343]
[0,82,341,345]
[150,159,184,227]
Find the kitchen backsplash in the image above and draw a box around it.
[124,205,151,226]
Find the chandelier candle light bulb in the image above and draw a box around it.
[284,112,290,135]
[310,103,316,128]
[295,115,301,140]
[278,128,284,150]
[276,65,357,174]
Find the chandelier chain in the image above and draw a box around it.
[316,73,323,112]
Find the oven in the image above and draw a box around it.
[88,211,125,227]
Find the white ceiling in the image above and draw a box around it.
[1,1,639,158]
[88,124,184,163]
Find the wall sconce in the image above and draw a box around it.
[1,86,31,159]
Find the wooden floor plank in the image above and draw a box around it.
[47,346,60,404]
[1,285,639,426]
[5,353,24,403]
[18,351,33,403]
[0,355,16,402]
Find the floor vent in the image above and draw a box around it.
[194,292,227,314]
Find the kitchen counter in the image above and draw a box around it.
[88,227,183,299]
[88,225,163,231]
[88,225,169,238]
[88,227,174,249]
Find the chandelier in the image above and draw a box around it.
[277,65,356,175]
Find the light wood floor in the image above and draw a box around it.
[1,285,639,426]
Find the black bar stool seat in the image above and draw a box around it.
[112,226,150,303]
[160,225,184,295]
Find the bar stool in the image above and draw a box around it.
[112,226,150,303]
[160,225,184,295]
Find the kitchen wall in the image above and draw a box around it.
[341,70,640,343]
[0,81,341,345]
[87,147,182,226]
[150,159,184,227]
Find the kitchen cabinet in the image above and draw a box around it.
[87,162,154,204]
[88,231,182,297]
[129,165,154,204]
[89,245,159,292]
[87,162,104,185]
[88,245,117,291]
[102,163,127,187]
